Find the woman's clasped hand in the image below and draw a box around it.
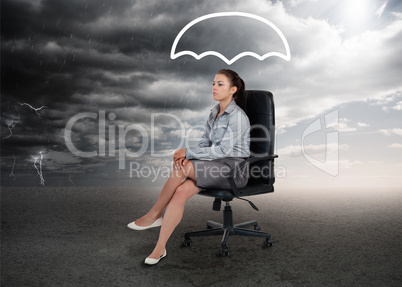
[173,148,187,170]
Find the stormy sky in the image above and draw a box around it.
[1,0,401,188]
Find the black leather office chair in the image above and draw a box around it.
[183,90,278,256]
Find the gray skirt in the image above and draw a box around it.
[189,157,248,189]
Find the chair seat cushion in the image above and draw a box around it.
[189,158,248,189]
[198,184,274,199]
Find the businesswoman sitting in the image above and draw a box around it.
[127,69,250,265]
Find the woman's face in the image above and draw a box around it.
[212,74,237,102]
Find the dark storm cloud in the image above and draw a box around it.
[1,0,222,186]
[1,0,219,111]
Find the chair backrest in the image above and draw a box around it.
[245,90,276,185]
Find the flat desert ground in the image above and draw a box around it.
[1,186,401,286]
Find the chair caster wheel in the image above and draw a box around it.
[220,244,229,256]
[184,237,192,247]
[265,238,274,247]
[254,225,261,231]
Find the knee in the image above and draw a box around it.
[171,185,189,204]
[170,168,185,179]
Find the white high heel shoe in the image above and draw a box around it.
[127,217,163,230]
[144,250,167,265]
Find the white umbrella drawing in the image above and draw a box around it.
[170,12,291,65]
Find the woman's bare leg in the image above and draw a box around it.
[134,161,196,226]
[147,179,200,259]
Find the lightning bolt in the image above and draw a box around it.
[33,152,45,186]
[17,102,47,118]
[9,153,16,181]
[3,100,50,185]
[69,174,75,185]
[3,102,46,141]
[2,112,21,141]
